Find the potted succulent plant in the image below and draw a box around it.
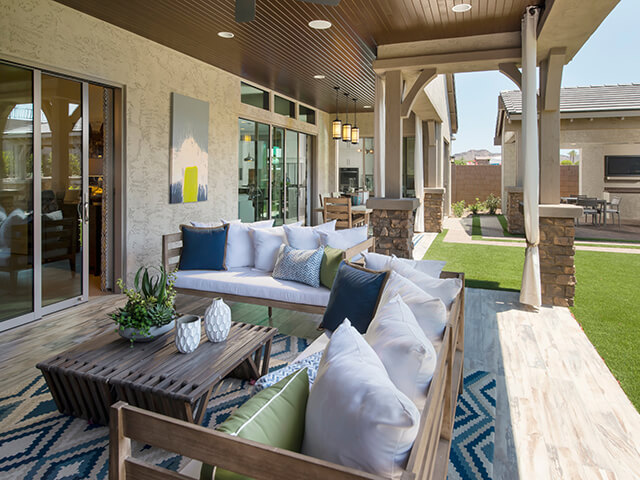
[111,266,177,345]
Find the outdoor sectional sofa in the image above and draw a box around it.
[162,230,376,316]
[111,240,466,480]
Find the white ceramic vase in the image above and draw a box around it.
[204,297,232,342]
[175,315,201,354]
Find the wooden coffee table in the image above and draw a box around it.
[36,322,277,426]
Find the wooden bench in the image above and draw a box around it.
[162,232,376,317]
[110,272,465,480]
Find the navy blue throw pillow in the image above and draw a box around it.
[179,224,229,271]
[321,261,389,333]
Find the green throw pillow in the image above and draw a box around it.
[200,368,309,480]
[320,246,344,289]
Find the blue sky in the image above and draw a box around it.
[452,0,640,154]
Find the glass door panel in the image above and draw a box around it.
[40,73,84,307]
[0,63,34,322]
[271,127,285,226]
[256,123,269,220]
[285,129,298,223]
[298,133,311,223]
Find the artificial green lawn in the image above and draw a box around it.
[424,230,640,410]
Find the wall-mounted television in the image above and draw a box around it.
[605,155,640,178]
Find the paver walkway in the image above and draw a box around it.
[444,217,640,254]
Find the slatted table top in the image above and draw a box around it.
[37,322,278,403]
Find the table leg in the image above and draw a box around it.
[261,339,273,376]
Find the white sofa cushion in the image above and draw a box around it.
[223,219,274,268]
[318,226,368,260]
[363,251,446,278]
[302,319,420,479]
[283,220,336,250]
[365,294,437,411]
[381,271,448,352]
[389,257,462,308]
[174,268,331,307]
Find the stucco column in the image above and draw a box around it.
[426,121,437,188]
[539,48,565,204]
[384,70,403,198]
[374,74,385,197]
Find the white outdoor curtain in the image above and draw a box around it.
[520,7,542,307]
[414,115,425,232]
[374,74,385,198]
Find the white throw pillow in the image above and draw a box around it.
[390,257,462,308]
[303,319,420,479]
[191,220,223,228]
[363,252,446,278]
[365,294,437,411]
[223,219,275,268]
[249,226,287,272]
[318,225,368,260]
[283,220,336,250]
[381,271,448,351]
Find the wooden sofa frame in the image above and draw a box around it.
[162,231,376,317]
[110,272,465,480]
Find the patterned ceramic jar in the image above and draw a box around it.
[175,315,201,353]
[204,297,232,342]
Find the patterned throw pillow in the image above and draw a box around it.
[254,351,323,392]
[272,244,324,288]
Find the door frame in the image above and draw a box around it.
[0,58,125,333]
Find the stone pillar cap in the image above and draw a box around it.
[367,197,420,211]
[424,187,445,194]
[505,186,523,192]
[539,204,583,219]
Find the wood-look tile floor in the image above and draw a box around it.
[1,289,639,479]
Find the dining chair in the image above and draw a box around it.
[579,198,601,225]
[604,197,621,229]
[323,197,366,229]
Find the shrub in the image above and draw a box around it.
[469,197,483,215]
[485,193,501,215]
[452,200,465,217]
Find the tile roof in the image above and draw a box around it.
[500,84,640,115]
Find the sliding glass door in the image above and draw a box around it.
[0,62,90,330]
[237,119,311,225]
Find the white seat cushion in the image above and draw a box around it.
[174,268,331,307]
[365,294,437,411]
[302,319,420,479]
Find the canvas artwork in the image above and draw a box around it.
[170,93,209,203]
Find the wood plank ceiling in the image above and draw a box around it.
[53,0,543,113]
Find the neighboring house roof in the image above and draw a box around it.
[494,84,640,145]
[501,84,640,115]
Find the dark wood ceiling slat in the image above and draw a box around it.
[53,0,541,112]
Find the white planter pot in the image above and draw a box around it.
[118,320,175,343]
[204,297,232,342]
[175,315,201,354]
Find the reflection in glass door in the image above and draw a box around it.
[40,73,86,307]
[298,133,311,223]
[238,119,269,222]
[271,127,285,226]
[285,130,298,224]
[0,63,34,323]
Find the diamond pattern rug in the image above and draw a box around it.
[448,370,496,480]
[1,336,495,480]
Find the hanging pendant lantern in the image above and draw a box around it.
[351,98,360,144]
[342,92,352,142]
[332,86,342,140]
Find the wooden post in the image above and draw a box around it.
[110,401,131,480]
[384,69,403,198]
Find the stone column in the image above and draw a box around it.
[538,205,582,307]
[424,187,445,233]
[505,186,524,234]
[367,198,419,259]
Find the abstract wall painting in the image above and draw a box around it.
[170,93,209,203]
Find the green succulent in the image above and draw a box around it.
[110,266,177,345]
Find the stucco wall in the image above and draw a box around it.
[0,0,330,279]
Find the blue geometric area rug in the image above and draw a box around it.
[448,370,496,480]
[0,334,309,480]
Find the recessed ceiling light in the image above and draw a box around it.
[217,31,234,38]
[363,105,372,109]
[308,20,332,30]
[451,3,472,12]
[313,75,326,79]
